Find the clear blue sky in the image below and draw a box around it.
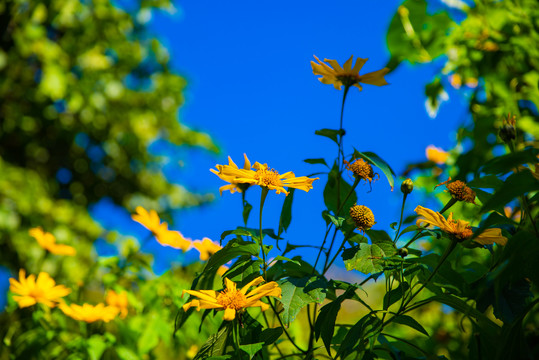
[93,0,469,273]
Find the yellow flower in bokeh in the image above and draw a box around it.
[213,158,318,196]
[106,290,128,318]
[9,269,70,308]
[131,206,191,251]
[414,206,507,246]
[311,55,390,91]
[59,302,119,323]
[183,277,281,321]
[29,227,76,256]
[425,145,449,165]
[192,238,222,261]
[210,154,252,195]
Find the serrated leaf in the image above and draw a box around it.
[194,325,231,360]
[342,243,392,275]
[239,342,264,359]
[276,276,327,325]
[392,315,429,336]
[304,158,328,167]
[353,149,396,190]
[315,128,345,144]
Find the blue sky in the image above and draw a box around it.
[97,0,470,272]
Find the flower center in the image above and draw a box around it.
[254,168,281,188]
[446,180,476,204]
[345,159,375,182]
[216,289,247,310]
[350,205,375,232]
[336,74,360,86]
[29,287,45,299]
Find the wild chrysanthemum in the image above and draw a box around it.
[414,206,507,245]
[106,290,128,318]
[311,55,390,91]
[192,238,222,261]
[212,158,318,196]
[435,178,476,204]
[131,206,191,251]
[182,277,281,321]
[350,205,376,232]
[210,154,252,195]
[426,145,449,165]
[9,269,71,308]
[59,302,119,323]
[344,158,378,184]
[29,227,76,256]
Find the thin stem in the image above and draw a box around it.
[394,193,408,244]
[259,187,269,280]
[336,86,351,210]
[268,299,306,354]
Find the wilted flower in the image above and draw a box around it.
[192,238,222,261]
[182,277,281,321]
[350,205,375,232]
[210,154,252,195]
[131,206,191,251]
[435,178,476,204]
[426,145,449,165]
[106,290,128,318]
[9,269,71,308]
[59,302,119,323]
[311,55,390,91]
[415,206,507,246]
[344,158,378,184]
[212,158,318,196]
[29,227,76,256]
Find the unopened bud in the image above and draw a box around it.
[397,248,408,258]
[401,178,414,194]
[499,124,516,143]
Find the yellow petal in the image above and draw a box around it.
[474,228,508,246]
[359,68,390,86]
[239,276,265,295]
[223,308,236,321]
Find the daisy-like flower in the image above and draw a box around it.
[192,238,222,261]
[311,55,390,91]
[210,154,252,195]
[9,269,71,308]
[350,205,376,232]
[182,277,281,321]
[344,158,378,184]
[414,206,507,246]
[131,206,191,251]
[426,145,449,165]
[212,158,318,196]
[106,290,128,318]
[435,178,476,204]
[29,227,76,256]
[59,302,119,323]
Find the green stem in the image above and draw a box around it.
[394,193,408,243]
[336,85,351,213]
[259,187,269,280]
[268,299,306,354]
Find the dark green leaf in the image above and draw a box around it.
[239,342,264,359]
[315,128,345,144]
[194,324,231,360]
[260,327,283,345]
[205,239,259,273]
[481,171,539,213]
[480,147,539,175]
[323,164,358,215]
[277,276,327,325]
[353,149,396,190]
[392,315,429,336]
[467,175,504,189]
[278,188,295,236]
[242,200,252,226]
[304,158,328,167]
[383,282,409,309]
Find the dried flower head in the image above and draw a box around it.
[350,205,375,232]
[344,158,378,184]
[436,178,476,204]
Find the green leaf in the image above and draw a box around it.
[278,188,295,236]
[392,315,429,336]
[220,228,255,241]
[326,213,345,229]
[480,147,539,175]
[315,128,345,144]
[481,171,539,213]
[383,282,410,309]
[315,286,357,355]
[367,230,397,257]
[324,164,358,214]
[242,200,252,226]
[336,314,382,359]
[277,276,327,325]
[267,257,317,280]
[116,347,139,360]
[467,175,504,189]
[239,342,264,359]
[87,335,108,360]
[271,256,301,266]
[222,256,263,286]
[353,149,396,190]
[342,243,394,275]
[260,327,283,345]
[194,324,231,360]
[304,158,328,167]
[205,239,259,273]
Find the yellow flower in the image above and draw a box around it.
[183,277,281,321]
[59,302,119,323]
[210,154,252,195]
[425,145,449,165]
[131,206,191,251]
[311,55,390,91]
[435,178,476,204]
[29,227,76,256]
[9,269,71,308]
[349,205,376,232]
[344,158,378,184]
[192,238,222,261]
[414,206,507,245]
[212,158,318,196]
[106,290,128,318]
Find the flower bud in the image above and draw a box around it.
[401,178,414,194]
[397,248,408,258]
[499,124,516,143]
